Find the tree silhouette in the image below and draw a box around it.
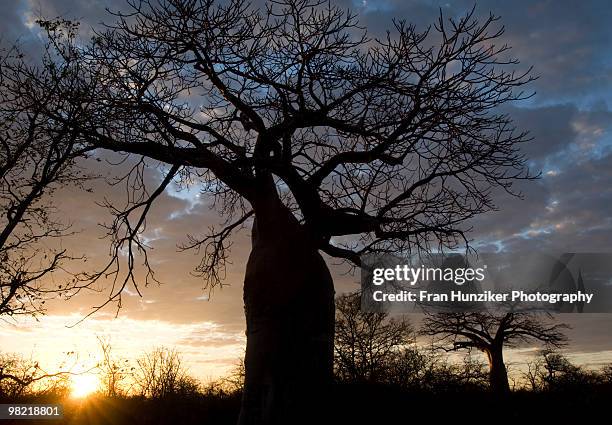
[21,0,536,421]
[0,351,81,398]
[0,43,91,318]
[421,311,569,393]
[96,336,133,398]
[335,293,413,384]
[134,347,200,399]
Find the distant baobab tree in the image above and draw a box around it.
[421,311,569,393]
[16,0,536,421]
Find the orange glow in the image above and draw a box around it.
[71,374,99,398]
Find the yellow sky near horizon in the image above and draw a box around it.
[0,312,246,383]
[2,307,612,387]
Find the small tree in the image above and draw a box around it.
[601,365,612,384]
[221,358,245,394]
[96,336,133,397]
[421,312,569,393]
[382,345,438,389]
[334,293,413,383]
[0,352,72,398]
[421,352,489,391]
[134,347,200,399]
[537,349,594,390]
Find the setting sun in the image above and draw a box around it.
[71,374,99,398]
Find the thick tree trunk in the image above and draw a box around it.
[237,197,335,424]
[486,346,510,394]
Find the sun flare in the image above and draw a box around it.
[71,374,99,398]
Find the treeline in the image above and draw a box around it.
[334,293,612,393]
[3,296,612,400]
[0,343,243,425]
[0,341,243,401]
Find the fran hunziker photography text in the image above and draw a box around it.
[361,253,612,313]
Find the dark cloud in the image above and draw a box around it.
[356,0,612,103]
[0,1,35,50]
[467,101,612,254]
[10,0,611,103]
[508,104,578,161]
[24,0,129,25]
[469,161,612,253]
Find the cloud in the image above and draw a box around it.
[8,0,611,105]
[356,0,612,103]
[0,314,245,381]
[30,153,250,330]
[465,100,612,253]
[25,0,128,26]
[0,2,28,42]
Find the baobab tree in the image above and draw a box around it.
[421,312,569,393]
[21,0,536,422]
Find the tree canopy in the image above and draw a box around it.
[12,0,536,305]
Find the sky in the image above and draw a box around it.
[1,0,612,383]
